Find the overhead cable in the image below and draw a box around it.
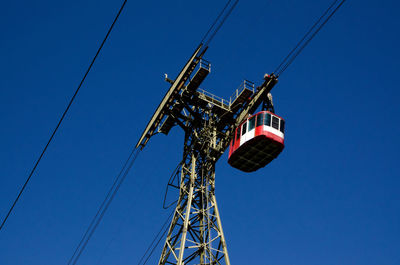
[0,0,128,231]
[200,0,239,51]
[200,0,233,44]
[137,210,174,265]
[274,0,346,77]
[68,146,141,265]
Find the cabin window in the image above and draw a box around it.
[249,116,256,131]
[256,113,264,127]
[272,116,279,130]
[236,127,240,141]
[280,119,285,133]
[241,122,247,135]
[264,113,271,126]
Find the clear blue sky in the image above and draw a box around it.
[1,0,399,264]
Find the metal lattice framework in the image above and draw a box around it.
[136,44,277,265]
[158,124,230,265]
[159,105,230,264]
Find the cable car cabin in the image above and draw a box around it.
[228,111,285,172]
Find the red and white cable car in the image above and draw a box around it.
[228,111,285,172]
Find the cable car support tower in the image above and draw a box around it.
[134,2,281,264]
[66,1,345,263]
[134,0,348,260]
[136,42,277,264]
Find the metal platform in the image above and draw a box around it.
[192,80,255,115]
[229,80,255,111]
[186,60,211,93]
[196,88,230,112]
[159,59,211,135]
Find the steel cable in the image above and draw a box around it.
[200,0,233,44]
[137,210,174,265]
[204,0,239,48]
[0,0,128,231]
[275,0,346,77]
[68,147,141,265]
[274,0,339,74]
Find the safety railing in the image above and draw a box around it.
[199,59,211,71]
[196,79,254,111]
[197,88,230,108]
[187,59,211,86]
[229,80,255,105]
